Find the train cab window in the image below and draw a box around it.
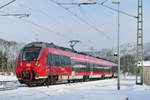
[23,47,41,61]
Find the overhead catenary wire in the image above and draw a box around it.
[0,0,16,9]
[78,6,104,33]
[49,0,115,49]
[0,3,93,51]
[15,0,114,50]
[20,18,72,40]
[0,10,71,43]
[15,0,80,42]
[49,0,114,42]
[77,7,113,47]
[0,0,30,18]
[100,0,109,5]
[0,13,30,18]
[20,18,96,51]
[2,0,73,41]
[0,0,111,51]
[50,0,116,50]
[61,0,137,18]
[88,0,137,18]
[13,1,75,39]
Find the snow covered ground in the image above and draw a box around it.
[0,75,150,100]
[0,75,17,81]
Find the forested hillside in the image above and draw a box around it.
[84,43,150,73]
[0,38,25,74]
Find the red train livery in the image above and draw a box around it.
[16,42,117,86]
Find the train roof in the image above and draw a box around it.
[26,42,116,64]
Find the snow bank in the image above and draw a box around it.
[0,75,17,81]
[0,76,150,100]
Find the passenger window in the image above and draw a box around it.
[60,56,65,66]
[46,53,71,67]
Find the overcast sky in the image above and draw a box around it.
[0,0,149,51]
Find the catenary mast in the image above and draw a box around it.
[136,0,144,85]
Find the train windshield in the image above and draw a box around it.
[22,47,41,61]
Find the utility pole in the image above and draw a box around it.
[136,0,143,85]
[112,0,120,90]
[117,0,120,91]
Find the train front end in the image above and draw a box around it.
[16,42,47,86]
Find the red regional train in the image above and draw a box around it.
[16,42,117,86]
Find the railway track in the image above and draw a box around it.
[0,80,18,83]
